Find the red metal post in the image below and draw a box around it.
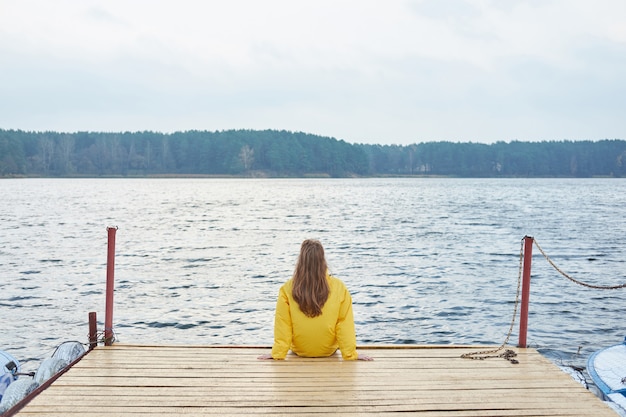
[518,236,533,348]
[104,226,117,346]
[89,312,98,350]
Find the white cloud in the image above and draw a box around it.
[1,0,625,143]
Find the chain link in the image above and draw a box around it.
[460,237,524,364]
[88,330,117,347]
[533,239,626,290]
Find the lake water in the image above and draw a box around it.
[1,178,625,380]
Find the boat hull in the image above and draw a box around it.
[588,338,626,413]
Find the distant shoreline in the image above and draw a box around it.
[1,174,621,179]
[2,129,625,178]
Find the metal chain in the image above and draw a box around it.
[461,239,626,364]
[461,236,626,364]
[88,330,117,347]
[533,239,626,290]
[460,237,524,364]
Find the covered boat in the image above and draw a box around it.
[588,337,626,415]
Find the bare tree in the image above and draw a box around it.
[39,136,54,174]
[57,134,75,174]
[239,145,254,171]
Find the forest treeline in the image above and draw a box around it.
[1,129,625,178]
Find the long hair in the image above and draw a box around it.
[292,239,330,318]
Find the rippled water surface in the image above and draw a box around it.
[1,178,625,375]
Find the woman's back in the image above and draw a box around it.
[259,239,372,361]
[272,274,357,359]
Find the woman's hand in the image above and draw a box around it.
[358,354,374,361]
[257,353,273,360]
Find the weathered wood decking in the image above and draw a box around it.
[13,344,617,416]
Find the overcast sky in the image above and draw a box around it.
[1,0,625,145]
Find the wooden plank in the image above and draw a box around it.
[13,407,610,417]
[12,345,618,417]
[20,392,610,409]
[22,394,609,409]
[15,404,610,416]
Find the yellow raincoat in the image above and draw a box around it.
[271,274,358,360]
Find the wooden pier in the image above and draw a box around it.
[12,344,618,416]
